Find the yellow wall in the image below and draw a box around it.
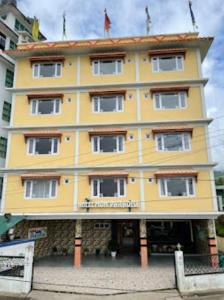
[15,56,77,88]
[139,49,199,82]
[141,126,208,164]
[7,131,75,168]
[4,170,214,214]
[13,94,77,127]
[5,175,74,213]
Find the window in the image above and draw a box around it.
[159,177,195,197]
[93,59,122,75]
[2,101,11,122]
[0,177,3,199]
[93,95,123,112]
[14,19,30,34]
[94,222,111,229]
[92,178,125,197]
[152,56,183,72]
[1,15,7,20]
[0,137,7,158]
[5,69,14,87]
[27,138,59,155]
[0,32,6,50]
[156,133,190,151]
[92,135,124,153]
[31,98,60,115]
[9,40,16,50]
[33,63,62,78]
[25,180,57,199]
[154,92,186,109]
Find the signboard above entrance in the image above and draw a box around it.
[80,201,138,208]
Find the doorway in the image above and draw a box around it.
[116,220,139,254]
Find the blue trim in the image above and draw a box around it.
[0,239,34,248]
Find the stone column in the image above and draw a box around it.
[140,219,148,268]
[74,219,82,267]
[207,219,218,268]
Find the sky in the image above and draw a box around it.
[17,0,224,169]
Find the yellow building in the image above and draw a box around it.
[2,32,219,267]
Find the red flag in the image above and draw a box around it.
[104,9,111,32]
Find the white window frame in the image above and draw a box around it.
[92,59,123,76]
[152,55,184,72]
[27,137,59,155]
[30,98,61,115]
[153,92,187,110]
[156,133,191,152]
[32,62,62,78]
[92,95,124,113]
[24,179,57,199]
[91,178,126,198]
[91,135,124,153]
[159,177,195,198]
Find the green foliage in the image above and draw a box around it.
[216,177,224,186]
[216,222,224,237]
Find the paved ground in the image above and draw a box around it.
[29,289,182,300]
[33,255,176,295]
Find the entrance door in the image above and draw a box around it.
[117,221,139,254]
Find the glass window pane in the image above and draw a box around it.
[51,180,57,197]
[118,136,123,152]
[93,61,98,74]
[167,178,187,196]
[152,58,158,71]
[180,92,186,108]
[25,181,31,197]
[38,100,54,114]
[56,64,61,76]
[99,60,116,74]
[117,96,123,111]
[100,178,117,197]
[93,180,98,196]
[161,93,179,109]
[93,136,98,152]
[119,179,125,196]
[39,64,55,77]
[155,94,160,108]
[159,57,176,71]
[33,64,39,77]
[31,100,37,114]
[157,135,163,150]
[52,138,58,153]
[35,138,52,154]
[117,60,122,73]
[177,56,183,70]
[93,98,98,112]
[100,97,116,112]
[55,99,60,113]
[28,139,34,154]
[100,136,117,152]
[32,180,50,198]
[160,179,166,196]
[188,178,194,195]
[183,133,190,150]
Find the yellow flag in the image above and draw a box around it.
[32,17,39,41]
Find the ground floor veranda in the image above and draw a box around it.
[14,217,218,269]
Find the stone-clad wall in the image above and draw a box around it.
[82,220,111,255]
[15,220,76,258]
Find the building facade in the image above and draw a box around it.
[2,32,219,267]
[0,0,46,201]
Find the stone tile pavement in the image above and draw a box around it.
[33,255,176,295]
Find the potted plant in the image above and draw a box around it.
[108,240,117,258]
[95,248,100,256]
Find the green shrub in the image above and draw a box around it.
[216,222,224,237]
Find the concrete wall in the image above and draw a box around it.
[217,236,224,252]
[0,240,34,294]
[175,251,224,294]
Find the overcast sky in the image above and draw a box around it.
[18,0,224,169]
